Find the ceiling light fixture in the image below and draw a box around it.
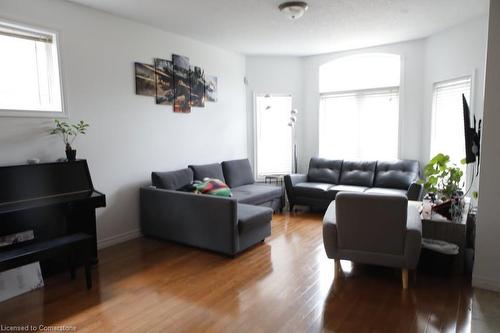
[279,1,309,20]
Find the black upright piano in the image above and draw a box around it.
[0,160,105,273]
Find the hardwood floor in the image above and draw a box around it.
[0,212,474,332]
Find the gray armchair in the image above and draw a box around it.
[322,192,422,289]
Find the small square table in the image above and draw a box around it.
[409,199,473,275]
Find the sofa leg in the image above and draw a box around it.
[334,259,343,278]
[402,269,408,290]
[85,263,92,289]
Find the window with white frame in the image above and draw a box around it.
[0,20,63,116]
[254,94,292,178]
[431,77,472,169]
[318,53,401,160]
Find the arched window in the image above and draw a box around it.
[318,53,401,160]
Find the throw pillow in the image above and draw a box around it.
[195,178,232,197]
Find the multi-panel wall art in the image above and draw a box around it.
[134,54,217,113]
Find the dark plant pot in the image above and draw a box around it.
[66,149,77,161]
[432,200,452,220]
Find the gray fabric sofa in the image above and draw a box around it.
[323,192,422,289]
[285,158,423,210]
[140,159,282,256]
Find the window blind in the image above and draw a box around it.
[431,77,472,171]
[319,87,399,160]
[0,20,62,114]
[255,95,293,178]
[0,23,53,43]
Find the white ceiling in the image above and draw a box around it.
[67,0,489,56]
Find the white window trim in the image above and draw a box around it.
[253,92,292,181]
[430,74,475,189]
[397,55,406,159]
[0,18,67,118]
[430,74,474,159]
[320,85,400,98]
[427,71,476,159]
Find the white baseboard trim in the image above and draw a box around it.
[97,229,142,249]
[472,275,500,292]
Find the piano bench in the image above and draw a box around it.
[0,233,93,289]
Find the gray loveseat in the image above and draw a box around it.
[140,159,283,256]
[285,158,423,210]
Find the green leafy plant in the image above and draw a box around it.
[419,153,464,200]
[50,119,89,151]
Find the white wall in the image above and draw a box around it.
[474,0,500,292]
[0,0,247,247]
[245,56,303,172]
[422,16,488,204]
[246,41,428,173]
[245,17,488,174]
[300,40,426,171]
[423,17,488,162]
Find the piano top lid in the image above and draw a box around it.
[0,159,96,205]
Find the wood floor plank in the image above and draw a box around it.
[0,212,472,332]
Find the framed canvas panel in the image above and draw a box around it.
[205,75,217,102]
[135,62,156,97]
[173,54,191,113]
[155,59,174,105]
[190,66,205,107]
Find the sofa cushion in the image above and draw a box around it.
[307,158,343,184]
[339,161,377,187]
[231,184,282,205]
[294,182,337,199]
[374,160,420,190]
[364,187,407,197]
[152,168,193,190]
[221,159,255,188]
[330,185,368,193]
[189,163,225,182]
[237,203,273,234]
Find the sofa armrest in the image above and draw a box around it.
[322,202,338,259]
[284,174,307,205]
[404,204,422,269]
[407,182,424,201]
[140,186,238,255]
[285,173,307,186]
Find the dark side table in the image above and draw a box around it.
[264,175,285,212]
[411,199,474,275]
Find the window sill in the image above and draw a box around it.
[0,109,67,118]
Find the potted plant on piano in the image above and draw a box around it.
[50,119,89,161]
